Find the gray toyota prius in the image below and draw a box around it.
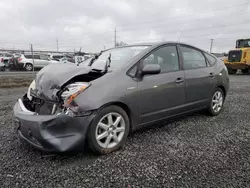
[13,42,229,154]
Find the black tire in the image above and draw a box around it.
[25,63,33,71]
[228,68,237,75]
[242,68,249,74]
[208,88,224,116]
[87,105,130,155]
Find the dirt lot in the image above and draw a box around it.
[0,75,250,188]
[0,76,33,88]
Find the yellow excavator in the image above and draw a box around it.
[223,38,250,74]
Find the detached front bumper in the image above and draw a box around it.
[14,98,95,152]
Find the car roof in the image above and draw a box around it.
[107,41,206,52]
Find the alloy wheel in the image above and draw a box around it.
[212,91,223,113]
[95,112,125,149]
[26,64,33,71]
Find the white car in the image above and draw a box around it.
[0,53,12,63]
[18,54,59,71]
[46,53,65,61]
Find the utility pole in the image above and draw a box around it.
[56,38,59,52]
[114,28,117,47]
[30,44,35,78]
[210,39,214,53]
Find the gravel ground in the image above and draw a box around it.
[0,75,250,188]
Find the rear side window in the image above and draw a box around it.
[24,55,40,59]
[53,55,64,59]
[34,55,40,59]
[180,46,207,69]
[204,53,216,66]
[24,55,32,59]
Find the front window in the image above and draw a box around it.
[90,46,149,71]
[237,39,250,48]
[142,45,180,73]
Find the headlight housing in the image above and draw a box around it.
[61,82,90,107]
[27,80,36,100]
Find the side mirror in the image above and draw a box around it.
[142,64,161,75]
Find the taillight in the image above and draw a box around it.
[18,58,22,62]
[1,58,3,62]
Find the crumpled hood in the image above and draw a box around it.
[35,63,92,101]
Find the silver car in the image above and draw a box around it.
[18,54,59,71]
[13,42,229,154]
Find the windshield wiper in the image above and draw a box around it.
[104,53,111,73]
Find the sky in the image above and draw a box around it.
[0,0,250,53]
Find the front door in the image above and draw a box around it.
[138,45,186,125]
[179,45,217,109]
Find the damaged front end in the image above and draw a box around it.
[14,63,104,152]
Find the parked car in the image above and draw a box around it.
[0,53,12,64]
[0,53,13,71]
[17,54,59,71]
[13,42,229,154]
[58,56,74,64]
[46,53,65,61]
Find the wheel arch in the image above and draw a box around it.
[99,101,136,133]
[217,85,226,98]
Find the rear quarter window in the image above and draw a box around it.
[204,53,217,66]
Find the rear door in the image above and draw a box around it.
[178,45,217,109]
[39,54,50,67]
[32,55,41,68]
[137,45,186,125]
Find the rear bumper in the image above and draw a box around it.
[14,97,95,152]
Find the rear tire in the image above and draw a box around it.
[228,68,237,75]
[25,63,33,71]
[208,88,224,116]
[87,105,130,155]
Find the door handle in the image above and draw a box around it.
[209,72,215,78]
[175,77,185,83]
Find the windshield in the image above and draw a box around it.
[79,57,93,66]
[237,40,250,48]
[90,46,149,71]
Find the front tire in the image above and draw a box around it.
[242,68,249,74]
[87,105,130,155]
[208,88,224,116]
[228,68,237,75]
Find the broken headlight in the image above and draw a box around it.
[61,82,90,108]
